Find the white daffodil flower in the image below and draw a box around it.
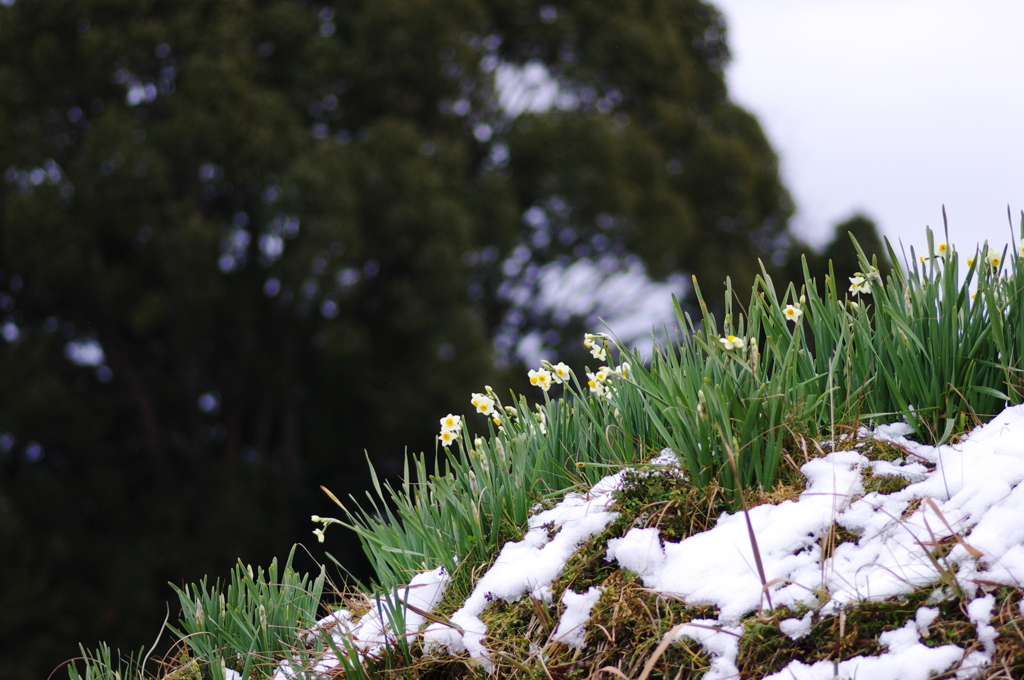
[549,362,571,383]
[719,335,745,350]
[439,413,461,433]
[783,304,803,323]
[583,333,609,361]
[470,392,496,416]
[439,429,459,447]
[528,368,553,392]
[849,275,871,296]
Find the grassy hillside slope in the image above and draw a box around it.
[67,228,1024,679]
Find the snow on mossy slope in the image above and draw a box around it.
[286,405,1024,679]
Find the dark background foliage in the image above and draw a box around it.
[0,1,888,676]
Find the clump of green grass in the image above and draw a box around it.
[67,642,149,680]
[635,222,1024,500]
[318,377,657,593]
[164,546,326,680]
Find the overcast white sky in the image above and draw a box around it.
[712,0,1024,256]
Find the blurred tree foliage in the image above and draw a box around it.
[0,0,888,675]
[819,213,893,283]
[783,213,894,299]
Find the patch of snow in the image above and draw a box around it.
[421,471,624,670]
[550,586,603,648]
[779,610,815,640]
[274,567,449,678]
[336,566,449,656]
[605,528,665,580]
[649,447,682,468]
[914,606,939,637]
[607,449,867,623]
[761,619,964,679]
[674,620,743,679]
[869,458,929,482]
[958,650,995,679]
[962,594,998,674]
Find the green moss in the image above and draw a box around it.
[737,592,974,677]
[431,539,513,625]
[819,523,860,562]
[991,587,1024,676]
[480,597,554,674]
[608,469,734,543]
[162,656,202,680]
[857,438,914,463]
[566,572,717,679]
[383,653,483,680]
[863,470,913,495]
[552,529,621,594]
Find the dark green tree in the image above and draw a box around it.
[821,213,893,282]
[0,1,798,675]
[787,213,894,297]
[480,1,795,361]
